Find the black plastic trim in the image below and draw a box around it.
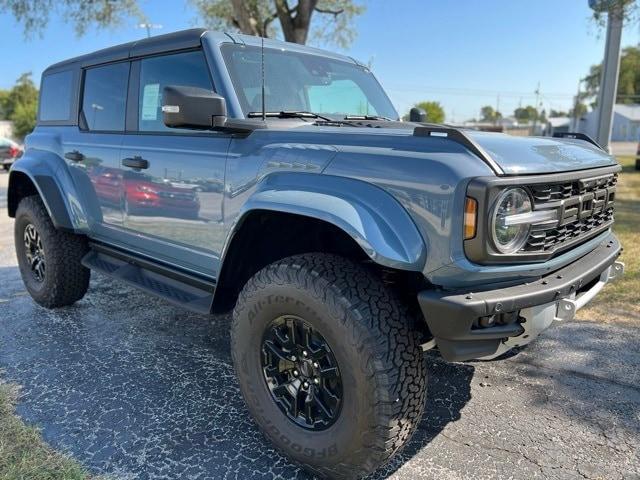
[418,234,621,361]
[88,241,215,292]
[553,132,604,151]
[413,126,503,175]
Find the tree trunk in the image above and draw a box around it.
[230,0,263,37]
[275,0,318,44]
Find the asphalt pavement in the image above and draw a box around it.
[0,170,639,479]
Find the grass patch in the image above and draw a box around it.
[0,382,90,480]
[577,155,640,324]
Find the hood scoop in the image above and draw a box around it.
[413,126,504,174]
[413,126,615,175]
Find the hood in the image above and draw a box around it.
[464,130,617,175]
[270,121,618,176]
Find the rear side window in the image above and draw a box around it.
[39,71,73,122]
[138,50,213,132]
[81,62,129,132]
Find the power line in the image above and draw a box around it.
[384,83,576,99]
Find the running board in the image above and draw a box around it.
[82,243,215,314]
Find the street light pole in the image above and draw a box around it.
[138,22,163,38]
[590,0,625,151]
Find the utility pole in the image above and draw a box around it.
[572,78,583,131]
[495,94,500,125]
[532,82,540,135]
[589,0,625,151]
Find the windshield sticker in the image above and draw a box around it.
[142,83,160,120]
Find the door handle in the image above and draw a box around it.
[122,156,149,169]
[64,150,84,162]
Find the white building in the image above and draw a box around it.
[578,104,640,142]
[0,120,13,139]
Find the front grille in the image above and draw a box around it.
[523,173,617,253]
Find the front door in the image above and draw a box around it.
[115,50,230,278]
[63,61,130,235]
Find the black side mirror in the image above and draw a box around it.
[409,107,426,123]
[162,85,227,129]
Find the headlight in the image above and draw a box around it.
[491,188,532,254]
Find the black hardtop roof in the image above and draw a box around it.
[44,27,208,73]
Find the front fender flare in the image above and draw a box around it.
[229,173,427,271]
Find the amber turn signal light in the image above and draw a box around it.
[464,197,477,240]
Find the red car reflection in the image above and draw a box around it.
[90,167,200,219]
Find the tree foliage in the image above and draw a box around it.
[403,101,445,124]
[514,105,540,123]
[592,0,639,28]
[191,0,365,47]
[582,46,640,106]
[569,102,588,118]
[480,105,502,122]
[0,73,39,140]
[0,0,142,37]
[3,0,364,47]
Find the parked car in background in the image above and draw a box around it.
[0,137,23,170]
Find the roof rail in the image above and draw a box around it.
[552,132,605,151]
[413,126,503,175]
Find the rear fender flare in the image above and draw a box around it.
[8,151,92,231]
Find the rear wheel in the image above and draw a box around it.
[231,253,427,479]
[14,195,90,308]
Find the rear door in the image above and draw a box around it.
[115,49,231,277]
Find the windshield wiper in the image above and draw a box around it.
[247,111,334,122]
[343,115,394,121]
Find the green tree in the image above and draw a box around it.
[11,100,37,139]
[403,101,445,124]
[582,46,640,105]
[0,0,142,37]
[2,0,365,48]
[514,105,539,123]
[192,0,365,47]
[550,109,569,117]
[569,102,588,119]
[480,105,501,123]
[3,73,39,140]
[0,90,9,119]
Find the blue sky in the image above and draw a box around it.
[1,0,638,121]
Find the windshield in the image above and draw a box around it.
[221,44,398,120]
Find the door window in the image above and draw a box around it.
[81,62,129,132]
[138,50,213,132]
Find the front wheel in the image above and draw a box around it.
[231,254,427,479]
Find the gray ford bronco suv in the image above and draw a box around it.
[8,28,624,479]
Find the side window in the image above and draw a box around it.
[39,70,73,122]
[138,50,213,132]
[81,62,129,132]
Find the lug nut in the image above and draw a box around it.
[313,362,319,368]
[291,356,297,361]
[302,350,308,357]
[293,370,299,376]
[303,381,309,388]
[314,378,319,384]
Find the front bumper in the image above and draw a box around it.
[418,235,623,362]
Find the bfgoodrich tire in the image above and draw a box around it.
[14,195,90,308]
[231,253,427,479]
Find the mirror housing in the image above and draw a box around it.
[409,107,426,123]
[162,85,227,129]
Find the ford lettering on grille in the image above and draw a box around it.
[524,173,616,253]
